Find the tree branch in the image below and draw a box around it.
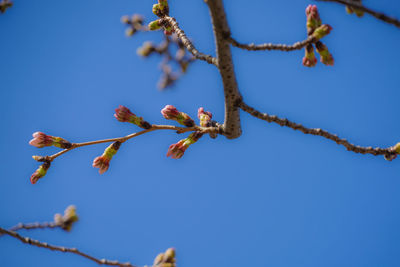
[239,101,396,158]
[228,36,316,52]
[204,0,243,139]
[163,16,218,66]
[0,227,137,267]
[45,124,220,162]
[9,222,60,232]
[318,0,400,28]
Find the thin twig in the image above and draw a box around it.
[228,36,316,51]
[0,227,137,267]
[162,17,218,66]
[48,124,219,161]
[318,0,400,28]
[239,101,396,158]
[9,222,60,232]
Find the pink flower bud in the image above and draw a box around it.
[161,105,195,127]
[306,5,322,35]
[92,142,121,174]
[302,44,317,67]
[197,107,213,127]
[30,161,51,184]
[166,132,203,159]
[114,105,151,129]
[315,41,334,66]
[29,132,72,149]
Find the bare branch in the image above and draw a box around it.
[9,222,60,232]
[228,36,316,52]
[0,227,137,267]
[239,101,396,158]
[205,0,243,139]
[162,17,218,66]
[318,0,400,28]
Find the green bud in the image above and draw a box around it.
[148,20,161,31]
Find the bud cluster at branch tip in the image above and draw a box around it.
[161,105,195,127]
[303,5,334,67]
[345,0,364,17]
[92,141,121,174]
[30,160,51,184]
[149,0,174,35]
[54,205,79,231]
[153,248,176,267]
[114,105,151,129]
[198,107,213,127]
[167,131,203,159]
[29,132,72,149]
[385,143,400,161]
[121,14,144,37]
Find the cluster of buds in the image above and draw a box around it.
[29,132,72,149]
[92,141,121,174]
[121,14,145,37]
[54,205,79,231]
[161,105,195,127]
[30,160,51,184]
[303,5,334,67]
[163,105,215,159]
[345,0,364,17]
[153,248,176,267]
[149,0,173,35]
[114,105,152,129]
[384,143,400,161]
[0,0,12,14]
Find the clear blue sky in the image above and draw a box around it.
[1,0,400,266]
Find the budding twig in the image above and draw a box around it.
[162,16,218,66]
[48,124,219,161]
[317,0,400,28]
[228,36,316,52]
[0,227,137,267]
[239,100,396,158]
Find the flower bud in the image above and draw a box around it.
[92,141,121,174]
[148,20,162,31]
[302,44,317,67]
[161,105,195,127]
[30,161,51,184]
[312,24,332,40]
[29,132,72,149]
[197,107,212,127]
[306,5,322,35]
[114,105,151,129]
[166,132,203,159]
[315,41,334,66]
[121,15,130,24]
[137,42,156,57]
[54,205,79,231]
[153,248,176,267]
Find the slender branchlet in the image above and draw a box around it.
[228,36,316,52]
[318,0,400,28]
[0,227,137,267]
[239,100,397,159]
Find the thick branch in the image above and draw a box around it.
[163,17,218,66]
[239,101,396,158]
[318,0,400,28]
[0,227,136,267]
[205,0,242,139]
[228,36,316,51]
